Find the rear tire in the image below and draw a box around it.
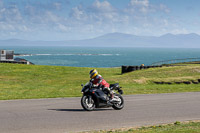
[81,95,95,111]
[112,94,124,110]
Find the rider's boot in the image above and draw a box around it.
[109,93,114,102]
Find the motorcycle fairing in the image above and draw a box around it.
[90,88,109,108]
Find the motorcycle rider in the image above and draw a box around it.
[89,69,114,101]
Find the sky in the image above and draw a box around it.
[0,0,200,41]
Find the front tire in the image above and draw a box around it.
[112,94,124,110]
[81,95,95,111]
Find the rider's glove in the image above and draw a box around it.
[93,84,98,87]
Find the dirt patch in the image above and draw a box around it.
[134,78,147,84]
[193,68,200,73]
[154,80,199,85]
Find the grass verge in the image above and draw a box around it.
[84,121,200,133]
[0,63,200,100]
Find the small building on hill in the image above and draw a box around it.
[0,50,34,65]
[0,50,14,61]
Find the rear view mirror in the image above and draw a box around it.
[81,84,84,87]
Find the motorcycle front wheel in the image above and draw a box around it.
[81,95,95,111]
[112,94,124,110]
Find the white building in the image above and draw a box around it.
[0,50,14,61]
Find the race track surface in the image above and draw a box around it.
[0,92,200,133]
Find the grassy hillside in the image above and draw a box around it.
[0,63,200,100]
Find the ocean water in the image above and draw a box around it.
[1,46,200,67]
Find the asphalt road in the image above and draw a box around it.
[0,92,200,133]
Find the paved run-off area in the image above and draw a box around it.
[0,92,200,133]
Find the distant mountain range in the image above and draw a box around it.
[1,32,200,48]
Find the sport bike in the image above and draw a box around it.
[81,81,124,111]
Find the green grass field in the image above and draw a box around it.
[0,63,200,100]
[87,121,200,133]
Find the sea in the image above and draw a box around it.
[1,46,200,67]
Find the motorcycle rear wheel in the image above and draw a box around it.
[81,95,95,111]
[112,94,124,110]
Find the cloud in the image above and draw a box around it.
[22,0,70,12]
[90,0,116,13]
[130,0,149,7]
[44,11,60,23]
[70,0,119,23]
[53,2,62,10]
[55,23,70,32]
[159,4,170,13]
[70,6,86,20]
[68,1,131,38]
[0,0,185,40]
[0,0,66,39]
[171,28,189,34]
[125,0,170,15]
[0,4,22,23]
[126,0,149,13]
[0,22,15,31]
[90,0,119,21]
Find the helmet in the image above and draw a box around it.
[89,69,98,79]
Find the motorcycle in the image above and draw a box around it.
[81,81,124,111]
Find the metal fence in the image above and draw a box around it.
[151,58,200,66]
[122,65,162,74]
